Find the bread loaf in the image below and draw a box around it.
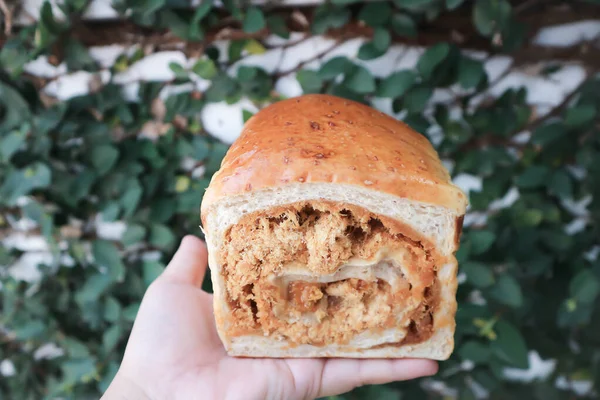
[201,94,468,359]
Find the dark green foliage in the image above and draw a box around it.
[1,1,599,399]
[243,7,266,34]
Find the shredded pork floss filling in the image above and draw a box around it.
[220,202,440,347]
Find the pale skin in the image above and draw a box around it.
[102,235,439,400]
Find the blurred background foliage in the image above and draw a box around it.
[0,0,599,399]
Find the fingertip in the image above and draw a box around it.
[318,357,440,398]
[180,234,207,252]
[177,235,208,263]
[393,358,439,377]
[161,235,208,287]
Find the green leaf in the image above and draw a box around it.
[0,39,31,77]
[64,39,97,70]
[403,86,433,113]
[192,59,217,79]
[358,2,391,27]
[472,370,500,392]
[557,299,594,327]
[75,273,113,305]
[490,275,523,308]
[352,385,401,400]
[491,320,528,368]
[377,70,416,98]
[23,200,49,228]
[143,260,165,287]
[61,358,97,385]
[228,39,246,61]
[267,15,290,39]
[91,145,119,175]
[168,62,188,80]
[0,163,52,205]
[297,70,323,94]
[174,175,190,193]
[122,224,146,246]
[312,5,351,34]
[390,13,417,37]
[344,66,376,94]
[98,361,119,394]
[192,0,212,22]
[547,169,573,200]
[473,0,494,36]
[458,56,485,89]
[237,67,271,100]
[358,27,392,60]
[570,270,600,304]
[92,240,125,283]
[161,11,189,40]
[242,109,254,123]
[123,303,140,322]
[459,341,491,363]
[357,42,385,61]
[149,224,176,250]
[243,7,266,34]
[462,262,495,288]
[393,0,436,8]
[0,126,27,162]
[473,0,512,37]
[103,297,121,323]
[0,82,31,130]
[14,320,46,340]
[515,166,550,189]
[417,43,450,80]
[469,230,496,254]
[372,27,391,52]
[446,0,464,10]
[532,122,565,146]
[40,1,66,35]
[131,0,165,16]
[403,114,431,133]
[205,74,239,102]
[102,324,121,352]
[206,142,229,175]
[101,202,120,222]
[24,163,52,187]
[121,180,143,218]
[192,136,210,160]
[517,209,544,227]
[62,337,91,358]
[319,57,354,80]
[222,0,242,18]
[446,121,472,143]
[150,198,175,223]
[565,104,596,129]
[237,66,257,82]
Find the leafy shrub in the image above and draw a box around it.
[1,0,599,399]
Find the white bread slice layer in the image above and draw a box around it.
[204,184,461,360]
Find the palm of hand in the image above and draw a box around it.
[115,236,438,400]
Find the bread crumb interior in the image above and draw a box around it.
[220,202,438,347]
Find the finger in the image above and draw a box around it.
[159,235,208,287]
[318,358,438,397]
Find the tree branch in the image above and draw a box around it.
[2,1,598,69]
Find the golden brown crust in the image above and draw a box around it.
[201,94,467,224]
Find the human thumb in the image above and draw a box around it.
[159,235,208,288]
